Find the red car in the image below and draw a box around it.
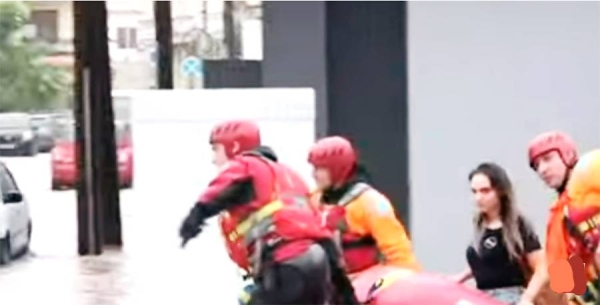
[51,121,134,190]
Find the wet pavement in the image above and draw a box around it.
[0,155,243,305]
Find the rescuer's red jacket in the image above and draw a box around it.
[197,149,329,272]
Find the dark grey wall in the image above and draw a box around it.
[203,60,262,88]
[324,2,410,226]
[262,1,328,136]
[408,2,600,272]
[262,2,411,225]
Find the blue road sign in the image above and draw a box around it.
[181,56,203,77]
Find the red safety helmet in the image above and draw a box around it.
[308,136,357,185]
[210,120,261,158]
[527,131,578,169]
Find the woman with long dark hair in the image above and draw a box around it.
[453,163,547,305]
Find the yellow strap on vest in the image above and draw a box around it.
[564,204,600,233]
[228,200,284,241]
[576,212,600,233]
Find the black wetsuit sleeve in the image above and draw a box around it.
[194,159,256,219]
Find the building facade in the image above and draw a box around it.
[27,1,263,90]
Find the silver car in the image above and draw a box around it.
[0,161,32,265]
[0,113,38,156]
[30,113,58,153]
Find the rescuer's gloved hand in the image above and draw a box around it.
[179,205,207,247]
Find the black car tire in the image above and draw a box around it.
[0,236,11,265]
[52,180,62,191]
[41,141,54,153]
[22,142,38,157]
[27,141,39,157]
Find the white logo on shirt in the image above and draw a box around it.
[483,236,498,249]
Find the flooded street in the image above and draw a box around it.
[0,154,243,305]
[0,90,316,304]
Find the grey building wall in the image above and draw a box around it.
[262,1,328,137]
[408,1,600,272]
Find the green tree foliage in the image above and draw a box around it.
[0,1,68,112]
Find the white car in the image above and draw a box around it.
[0,161,32,265]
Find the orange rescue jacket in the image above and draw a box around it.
[312,183,420,274]
[546,149,600,305]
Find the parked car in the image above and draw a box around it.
[30,113,58,153]
[0,161,32,265]
[51,121,134,190]
[0,112,38,156]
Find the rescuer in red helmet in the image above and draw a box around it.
[528,131,579,193]
[307,136,420,277]
[179,120,359,305]
[528,131,599,304]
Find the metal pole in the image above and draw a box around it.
[154,1,174,89]
[202,1,208,31]
[223,1,234,59]
[94,1,122,248]
[74,1,102,255]
[74,1,122,253]
[82,68,97,253]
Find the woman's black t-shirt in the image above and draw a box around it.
[466,217,541,290]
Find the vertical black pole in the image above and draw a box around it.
[202,1,208,31]
[73,1,101,255]
[154,1,174,89]
[232,2,243,58]
[95,2,122,247]
[74,1,122,254]
[223,1,235,59]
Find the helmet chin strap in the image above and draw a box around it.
[556,169,571,194]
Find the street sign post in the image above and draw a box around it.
[181,56,203,78]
